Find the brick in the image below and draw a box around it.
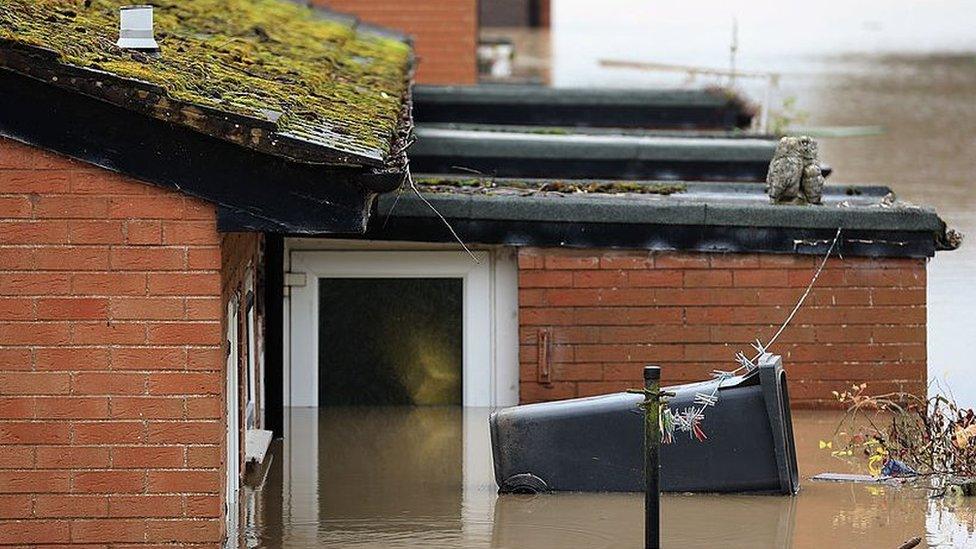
[733,269,790,287]
[72,373,147,395]
[185,297,221,320]
[0,321,71,345]
[108,195,185,219]
[0,398,33,419]
[627,270,682,287]
[36,446,110,469]
[146,322,220,345]
[187,247,221,270]
[147,273,220,296]
[109,495,182,518]
[0,519,71,544]
[709,254,761,268]
[599,254,653,270]
[146,518,222,543]
[69,169,147,194]
[113,446,184,469]
[147,470,220,494]
[34,196,109,219]
[186,397,221,419]
[70,518,147,543]
[35,347,110,371]
[0,196,30,218]
[519,271,572,288]
[111,397,184,420]
[0,348,31,371]
[111,347,187,371]
[162,221,218,245]
[72,471,146,494]
[71,273,147,296]
[36,297,109,320]
[186,347,222,371]
[0,219,68,244]
[0,273,71,296]
[124,220,162,245]
[35,495,109,518]
[185,495,221,517]
[0,372,70,395]
[684,270,732,287]
[517,252,543,269]
[147,421,222,444]
[110,297,184,320]
[0,446,33,468]
[186,446,220,468]
[0,170,71,194]
[519,382,577,403]
[35,397,109,419]
[0,298,33,320]
[68,221,125,244]
[573,270,628,288]
[655,254,709,269]
[182,198,216,220]
[0,470,70,493]
[71,321,146,345]
[35,246,110,271]
[73,421,145,444]
[0,494,31,518]
[0,246,36,270]
[544,255,599,270]
[111,247,186,271]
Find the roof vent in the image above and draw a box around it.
[117,5,160,53]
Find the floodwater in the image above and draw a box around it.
[247,2,976,547]
[245,407,976,548]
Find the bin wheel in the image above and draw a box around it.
[501,473,549,494]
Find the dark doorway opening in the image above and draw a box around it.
[318,277,463,406]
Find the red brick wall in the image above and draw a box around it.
[315,0,478,84]
[0,138,228,546]
[518,248,927,408]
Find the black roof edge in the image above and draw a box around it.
[0,64,382,235]
[364,182,953,258]
[363,217,938,259]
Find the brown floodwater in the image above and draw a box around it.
[244,407,976,548]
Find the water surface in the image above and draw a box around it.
[245,407,976,548]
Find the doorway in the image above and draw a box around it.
[287,248,519,408]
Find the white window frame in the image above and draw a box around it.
[287,249,518,408]
[243,271,257,430]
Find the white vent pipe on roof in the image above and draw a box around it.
[117,5,160,53]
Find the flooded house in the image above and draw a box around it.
[0,0,412,545]
[0,0,963,548]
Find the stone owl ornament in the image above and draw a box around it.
[765,136,803,204]
[798,136,825,204]
[766,135,825,205]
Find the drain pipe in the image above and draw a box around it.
[644,365,661,549]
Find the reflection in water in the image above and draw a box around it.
[246,408,976,548]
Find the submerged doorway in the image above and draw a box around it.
[318,277,463,406]
[287,248,519,408]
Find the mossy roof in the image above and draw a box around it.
[0,0,413,167]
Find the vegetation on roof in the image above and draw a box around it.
[414,177,687,196]
[0,0,411,161]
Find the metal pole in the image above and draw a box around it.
[644,365,661,549]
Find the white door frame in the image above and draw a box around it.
[224,296,240,540]
[287,249,518,408]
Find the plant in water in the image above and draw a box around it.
[831,384,976,495]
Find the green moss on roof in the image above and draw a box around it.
[414,177,687,196]
[0,0,411,162]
